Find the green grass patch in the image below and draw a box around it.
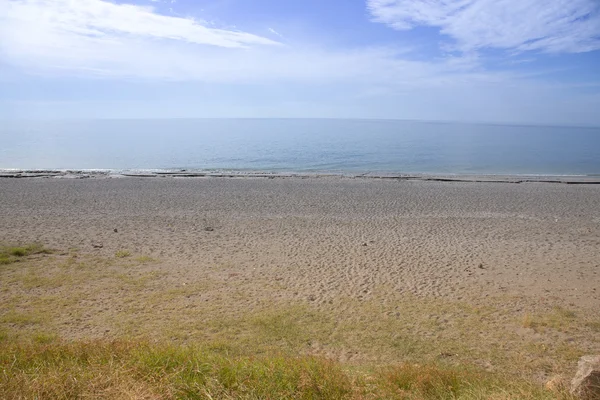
[115,250,131,258]
[522,306,579,333]
[0,245,595,396]
[134,255,157,264]
[0,311,45,327]
[32,332,58,344]
[0,340,573,400]
[0,244,52,265]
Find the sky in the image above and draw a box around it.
[0,0,599,125]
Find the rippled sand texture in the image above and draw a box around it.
[2,177,599,306]
[3,176,600,377]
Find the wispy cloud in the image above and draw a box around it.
[268,27,284,39]
[1,0,599,125]
[0,0,499,85]
[367,0,600,54]
[0,0,279,49]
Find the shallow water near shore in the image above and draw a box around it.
[1,118,600,175]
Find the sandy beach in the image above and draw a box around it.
[1,176,599,383]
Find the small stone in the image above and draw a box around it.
[571,355,600,400]
[114,228,118,233]
[308,295,316,301]
[204,227,214,232]
[92,243,103,249]
[478,263,485,269]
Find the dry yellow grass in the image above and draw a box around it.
[0,340,577,400]
[0,244,595,399]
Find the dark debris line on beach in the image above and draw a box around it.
[1,170,600,184]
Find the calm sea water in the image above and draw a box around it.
[1,119,599,175]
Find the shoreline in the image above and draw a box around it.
[1,168,600,184]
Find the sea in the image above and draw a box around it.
[1,119,599,176]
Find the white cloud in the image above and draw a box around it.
[0,0,599,125]
[0,0,279,49]
[367,0,600,53]
[268,27,284,39]
[0,0,501,85]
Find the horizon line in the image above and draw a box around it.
[2,117,599,130]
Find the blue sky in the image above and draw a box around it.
[1,0,599,125]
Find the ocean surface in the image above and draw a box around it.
[1,119,600,175]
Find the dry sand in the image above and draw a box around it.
[2,177,599,305]
[1,177,599,377]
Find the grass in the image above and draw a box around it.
[0,340,574,400]
[115,250,132,258]
[522,306,579,333]
[0,311,45,327]
[134,255,157,264]
[0,244,51,265]
[32,332,58,344]
[0,243,596,399]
